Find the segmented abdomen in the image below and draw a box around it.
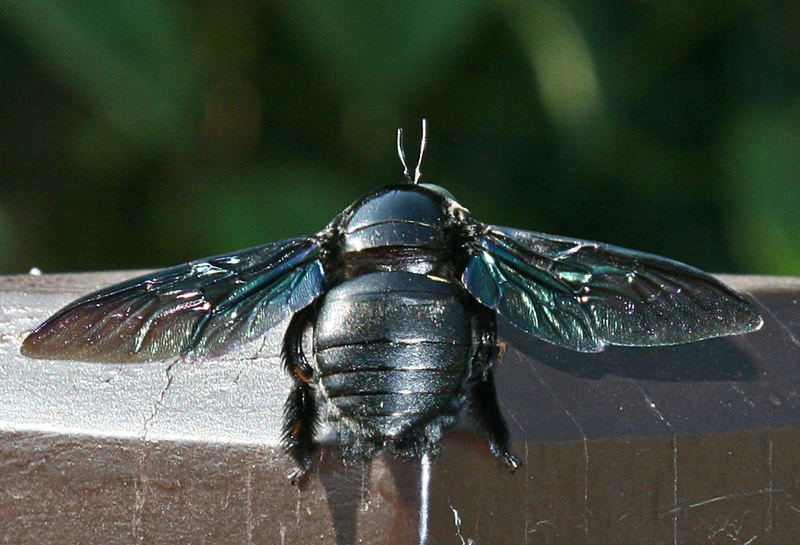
[314,271,472,438]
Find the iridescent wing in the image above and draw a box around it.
[22,237,325,362]
[462,225,763,352]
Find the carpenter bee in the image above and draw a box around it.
[21,121,763,483]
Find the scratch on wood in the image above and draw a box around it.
[448,500,474,545]
[766,438,774,533]
[663,487,782,516]
[246,464,254,545]
[634,384,679,545]
[528,363,590,536]
[132,360,178,542]
[672,434,678,545]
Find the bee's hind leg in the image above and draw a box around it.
[466,307,521,471]
[281,305,318,485]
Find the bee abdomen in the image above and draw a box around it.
[314,272,473,437]
[321,367,463,398]
[318,344,468,421]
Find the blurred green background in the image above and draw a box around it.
[1,1,798,275]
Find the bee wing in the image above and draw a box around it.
[462,225,763,352]
[22,237,325,362]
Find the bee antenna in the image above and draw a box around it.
[414,118,427,184]
[397,127,412,182]
[396,118,428,184]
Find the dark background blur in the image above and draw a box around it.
[1,1,798,276]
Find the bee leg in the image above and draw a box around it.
[466,370,520,470]
[467,309,521,471]
[281,306,318,485]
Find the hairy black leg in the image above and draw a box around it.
[467,308,521,471]
[281,305,318,484]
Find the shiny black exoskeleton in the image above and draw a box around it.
[21,122,763,483]
[288,184,518,478]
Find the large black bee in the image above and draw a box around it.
[22,121,762,483]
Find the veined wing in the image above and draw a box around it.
[22,237,325,362]
[462,225,763,352]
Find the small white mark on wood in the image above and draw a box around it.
[448,500,474,545]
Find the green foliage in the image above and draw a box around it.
[0,1,797,274]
